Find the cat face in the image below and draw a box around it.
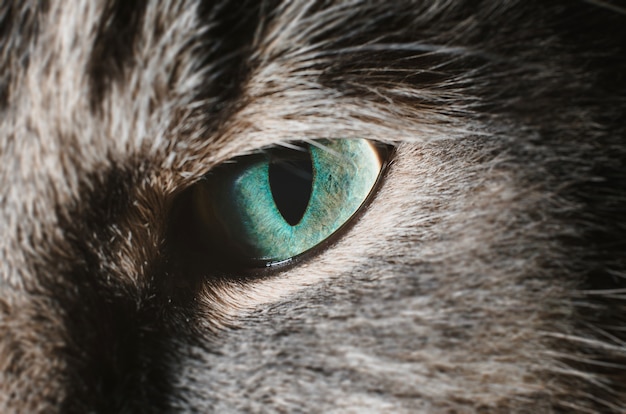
[1,1,625,412]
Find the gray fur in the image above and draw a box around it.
[1,0,625,412]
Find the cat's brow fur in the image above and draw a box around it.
[1,0,625,412]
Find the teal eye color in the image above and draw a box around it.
[191,139,385,267]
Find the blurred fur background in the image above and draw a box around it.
[0,0,625,412]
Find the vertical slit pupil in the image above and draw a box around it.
[268,148,314,226]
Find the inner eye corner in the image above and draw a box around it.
[168,138,394,275]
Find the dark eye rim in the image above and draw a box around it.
[166,140,395,283]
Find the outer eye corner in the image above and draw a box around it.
[174,138,391,274]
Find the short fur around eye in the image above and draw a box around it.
[0,1,625,412]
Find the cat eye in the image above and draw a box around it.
[182,139,387,270]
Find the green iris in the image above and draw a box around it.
[192,139,383,266]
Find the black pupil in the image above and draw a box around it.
[268,148,314,226]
